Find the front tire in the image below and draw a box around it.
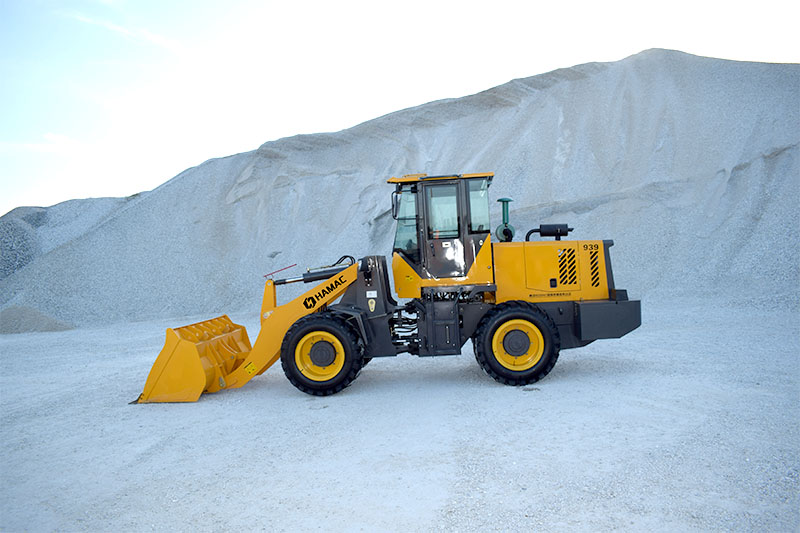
[473,302,560,386]
[280,313,364,396]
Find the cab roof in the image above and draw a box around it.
[386,172,494,184]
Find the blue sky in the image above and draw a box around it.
[1,0,797,215]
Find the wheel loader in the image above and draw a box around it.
[133,172,640,402]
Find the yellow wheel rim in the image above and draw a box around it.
[491,319,545,371]
[294,331,345,382]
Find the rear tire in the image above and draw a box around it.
[473,302,560,386]
[280,313,364,396]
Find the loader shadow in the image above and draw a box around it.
[345,357,488,393]
[351,350,648,393]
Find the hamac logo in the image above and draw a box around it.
[302,275,348,310]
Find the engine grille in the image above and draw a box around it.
[558,248,577,285]
[590,250,600,287]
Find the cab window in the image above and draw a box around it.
[467,178,490,233]
[392,185,419,262]
[426,184,459,239]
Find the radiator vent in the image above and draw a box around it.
[590,250,600,287]
[558,248,577,285]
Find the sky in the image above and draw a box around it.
[1,0,798,215]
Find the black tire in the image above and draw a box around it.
[280,313,364,396]
[472,302,560,386]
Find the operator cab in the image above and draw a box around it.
[389,173,494,297]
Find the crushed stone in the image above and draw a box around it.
[0,49,797,329]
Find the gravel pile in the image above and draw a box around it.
[0,49,798,333]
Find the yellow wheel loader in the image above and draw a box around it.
[134,172,641,402]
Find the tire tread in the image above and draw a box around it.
[472,301,561,386]
[280,312,364,396]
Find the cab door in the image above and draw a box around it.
[421,182,466,279]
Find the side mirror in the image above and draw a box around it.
[391,191,400,219]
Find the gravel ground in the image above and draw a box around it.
[1,297,797,532]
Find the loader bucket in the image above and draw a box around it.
[134,315,252,403]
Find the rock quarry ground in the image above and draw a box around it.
[1,297,798,531]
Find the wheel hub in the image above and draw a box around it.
[309,340,336,367]
[503,329,530,356]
